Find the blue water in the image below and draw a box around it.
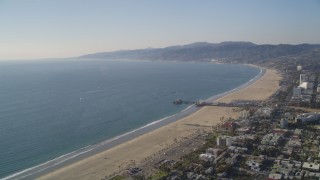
[0,59,259,178]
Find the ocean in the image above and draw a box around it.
[0,59,260,178]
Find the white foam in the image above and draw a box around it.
[1,146,94,180]
[2,114,177,180]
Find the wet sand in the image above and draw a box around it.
[38,68,281,180]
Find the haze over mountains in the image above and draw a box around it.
[79,42,320,63]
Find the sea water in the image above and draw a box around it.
[0,59,259,178]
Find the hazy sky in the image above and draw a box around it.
[0,0,320,59]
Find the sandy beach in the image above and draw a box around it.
[38,68,282,180]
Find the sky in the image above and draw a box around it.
[0,0,320,59]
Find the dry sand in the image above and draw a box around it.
[218,68,281,103]
[39,68,282,180]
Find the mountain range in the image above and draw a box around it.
[79,41,320,63]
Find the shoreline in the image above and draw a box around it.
[3,65,265,180]
[38,66,281,180]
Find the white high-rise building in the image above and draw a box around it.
[226,137,233,146]
[217,136,226,146]
[297,65,302,71]
[217,136,232,147]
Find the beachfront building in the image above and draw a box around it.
[300,74,307,85]
[217,136,226,146]
[255,107,273,118]
[240,110,250,119]
[291,79,315,105]
[236,127,251,135]
[217,136,232,147]
[206,148,221,156]
[199,153,214,162]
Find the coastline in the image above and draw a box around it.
[3,65,275,180]
[41,66,282,180]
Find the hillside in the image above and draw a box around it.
[79,42,320,63]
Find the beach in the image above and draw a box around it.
[37,68,282,180]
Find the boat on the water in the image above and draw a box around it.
[173,99,183,104]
